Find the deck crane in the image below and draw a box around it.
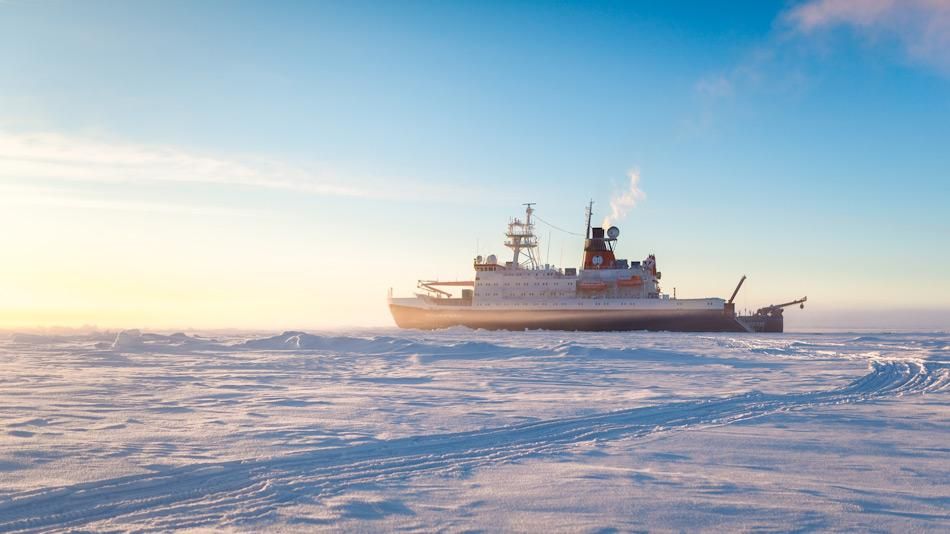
[728,275,747,304]
[755,297,808,317]
[417,280,475,298]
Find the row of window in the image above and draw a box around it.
[476,294,571,298]
[475,301,650,307]
[471,300,716,307]
[480,271,566,279]
[478,281,573,287]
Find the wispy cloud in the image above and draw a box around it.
[692,39,811,107]
[0,131,393,198]
[695,75,735,99]
[784,0,950,76]
[684,45,800,139]
[0,183,255,216]
[687,0,948,135]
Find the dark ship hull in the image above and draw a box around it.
[390,303,783,333]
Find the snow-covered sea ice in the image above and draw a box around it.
[0,329,947,531]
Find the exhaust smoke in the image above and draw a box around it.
[602,169,645,227]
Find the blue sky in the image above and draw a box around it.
[1,0,948,329]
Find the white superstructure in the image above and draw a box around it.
[389,203,735,331]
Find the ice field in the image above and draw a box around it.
[0,329,947,531]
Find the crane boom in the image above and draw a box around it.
[418,280,475,298]
[756,296,807,316]
[728,275,747,304]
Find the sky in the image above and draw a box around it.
[1,0,948,330]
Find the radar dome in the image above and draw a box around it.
[486,254,497,264]
[607,226,620,239]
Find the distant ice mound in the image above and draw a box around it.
[11,333,65,344]
[111,329,144,350]
[241,331,409,352]
[108,330,223,351]
[241,331,334,350]
[238,331,542,362]
[849,335,888,343]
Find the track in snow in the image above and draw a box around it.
[0,359,946,532]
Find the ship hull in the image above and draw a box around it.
[389,303,769,332]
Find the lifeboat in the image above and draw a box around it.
[578,281,608,291]
[617,276,643,288]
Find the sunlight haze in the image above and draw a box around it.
[1,0,948,330]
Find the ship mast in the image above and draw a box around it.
[585,200,594,239]
[505,203,540,269]
[581,200,595,268]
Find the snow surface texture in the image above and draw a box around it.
[0,330,947,532]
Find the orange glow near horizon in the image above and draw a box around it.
[2,162,948,332]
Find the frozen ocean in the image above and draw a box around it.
[0,329,947,531]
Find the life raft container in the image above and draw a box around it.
[616,276,643,287]
[578,281,608,291]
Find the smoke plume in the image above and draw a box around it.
[602,170,645,227]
